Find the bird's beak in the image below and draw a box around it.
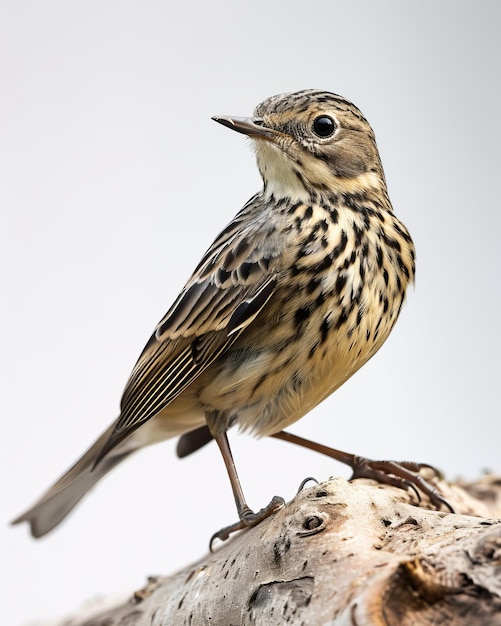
[212,116,277,140]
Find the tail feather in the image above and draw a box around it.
[11,423,133,538]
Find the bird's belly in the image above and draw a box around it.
[197,292,397,437]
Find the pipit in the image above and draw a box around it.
[13,90,452,541]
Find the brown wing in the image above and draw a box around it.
[94,198,282,464]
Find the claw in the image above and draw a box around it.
[297,477,319,493]
[351,456,454,513]
[210,495,285,551]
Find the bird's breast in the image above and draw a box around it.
[199,198,415,436]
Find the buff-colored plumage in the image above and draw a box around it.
[13,90,417,538]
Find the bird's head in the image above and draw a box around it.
[213,89,387,202]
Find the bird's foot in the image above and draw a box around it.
[210,495,285,550]
[350,456,454,513]
[271,432,454,514]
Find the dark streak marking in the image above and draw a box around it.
[320,316,330,343]
[334,308,349,331]
[335,274,347,294]
[306,276,321,294]
[295,305,311,326]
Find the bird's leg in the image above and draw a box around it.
[272,431,454,513]
[211,431,285,547]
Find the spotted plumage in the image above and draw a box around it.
[13,90,433,540]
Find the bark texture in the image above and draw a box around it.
[40,473,501,626]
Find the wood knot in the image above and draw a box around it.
[297,511,329,537]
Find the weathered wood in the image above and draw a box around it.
[42,474,501,626]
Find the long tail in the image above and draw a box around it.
[12,422,134,538]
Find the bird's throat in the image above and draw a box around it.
[255,141,313,204]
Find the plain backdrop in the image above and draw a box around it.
[2,2,500,624]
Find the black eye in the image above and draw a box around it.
[312,116,336,138]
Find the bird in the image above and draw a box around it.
[12,89,450,541]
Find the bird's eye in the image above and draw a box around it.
[312,116,336,138]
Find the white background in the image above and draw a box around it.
[2,2,499,624]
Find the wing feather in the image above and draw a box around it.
[94,199,283,464]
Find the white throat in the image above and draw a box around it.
[254,141,312,203]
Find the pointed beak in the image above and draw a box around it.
[212,115,277,140]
